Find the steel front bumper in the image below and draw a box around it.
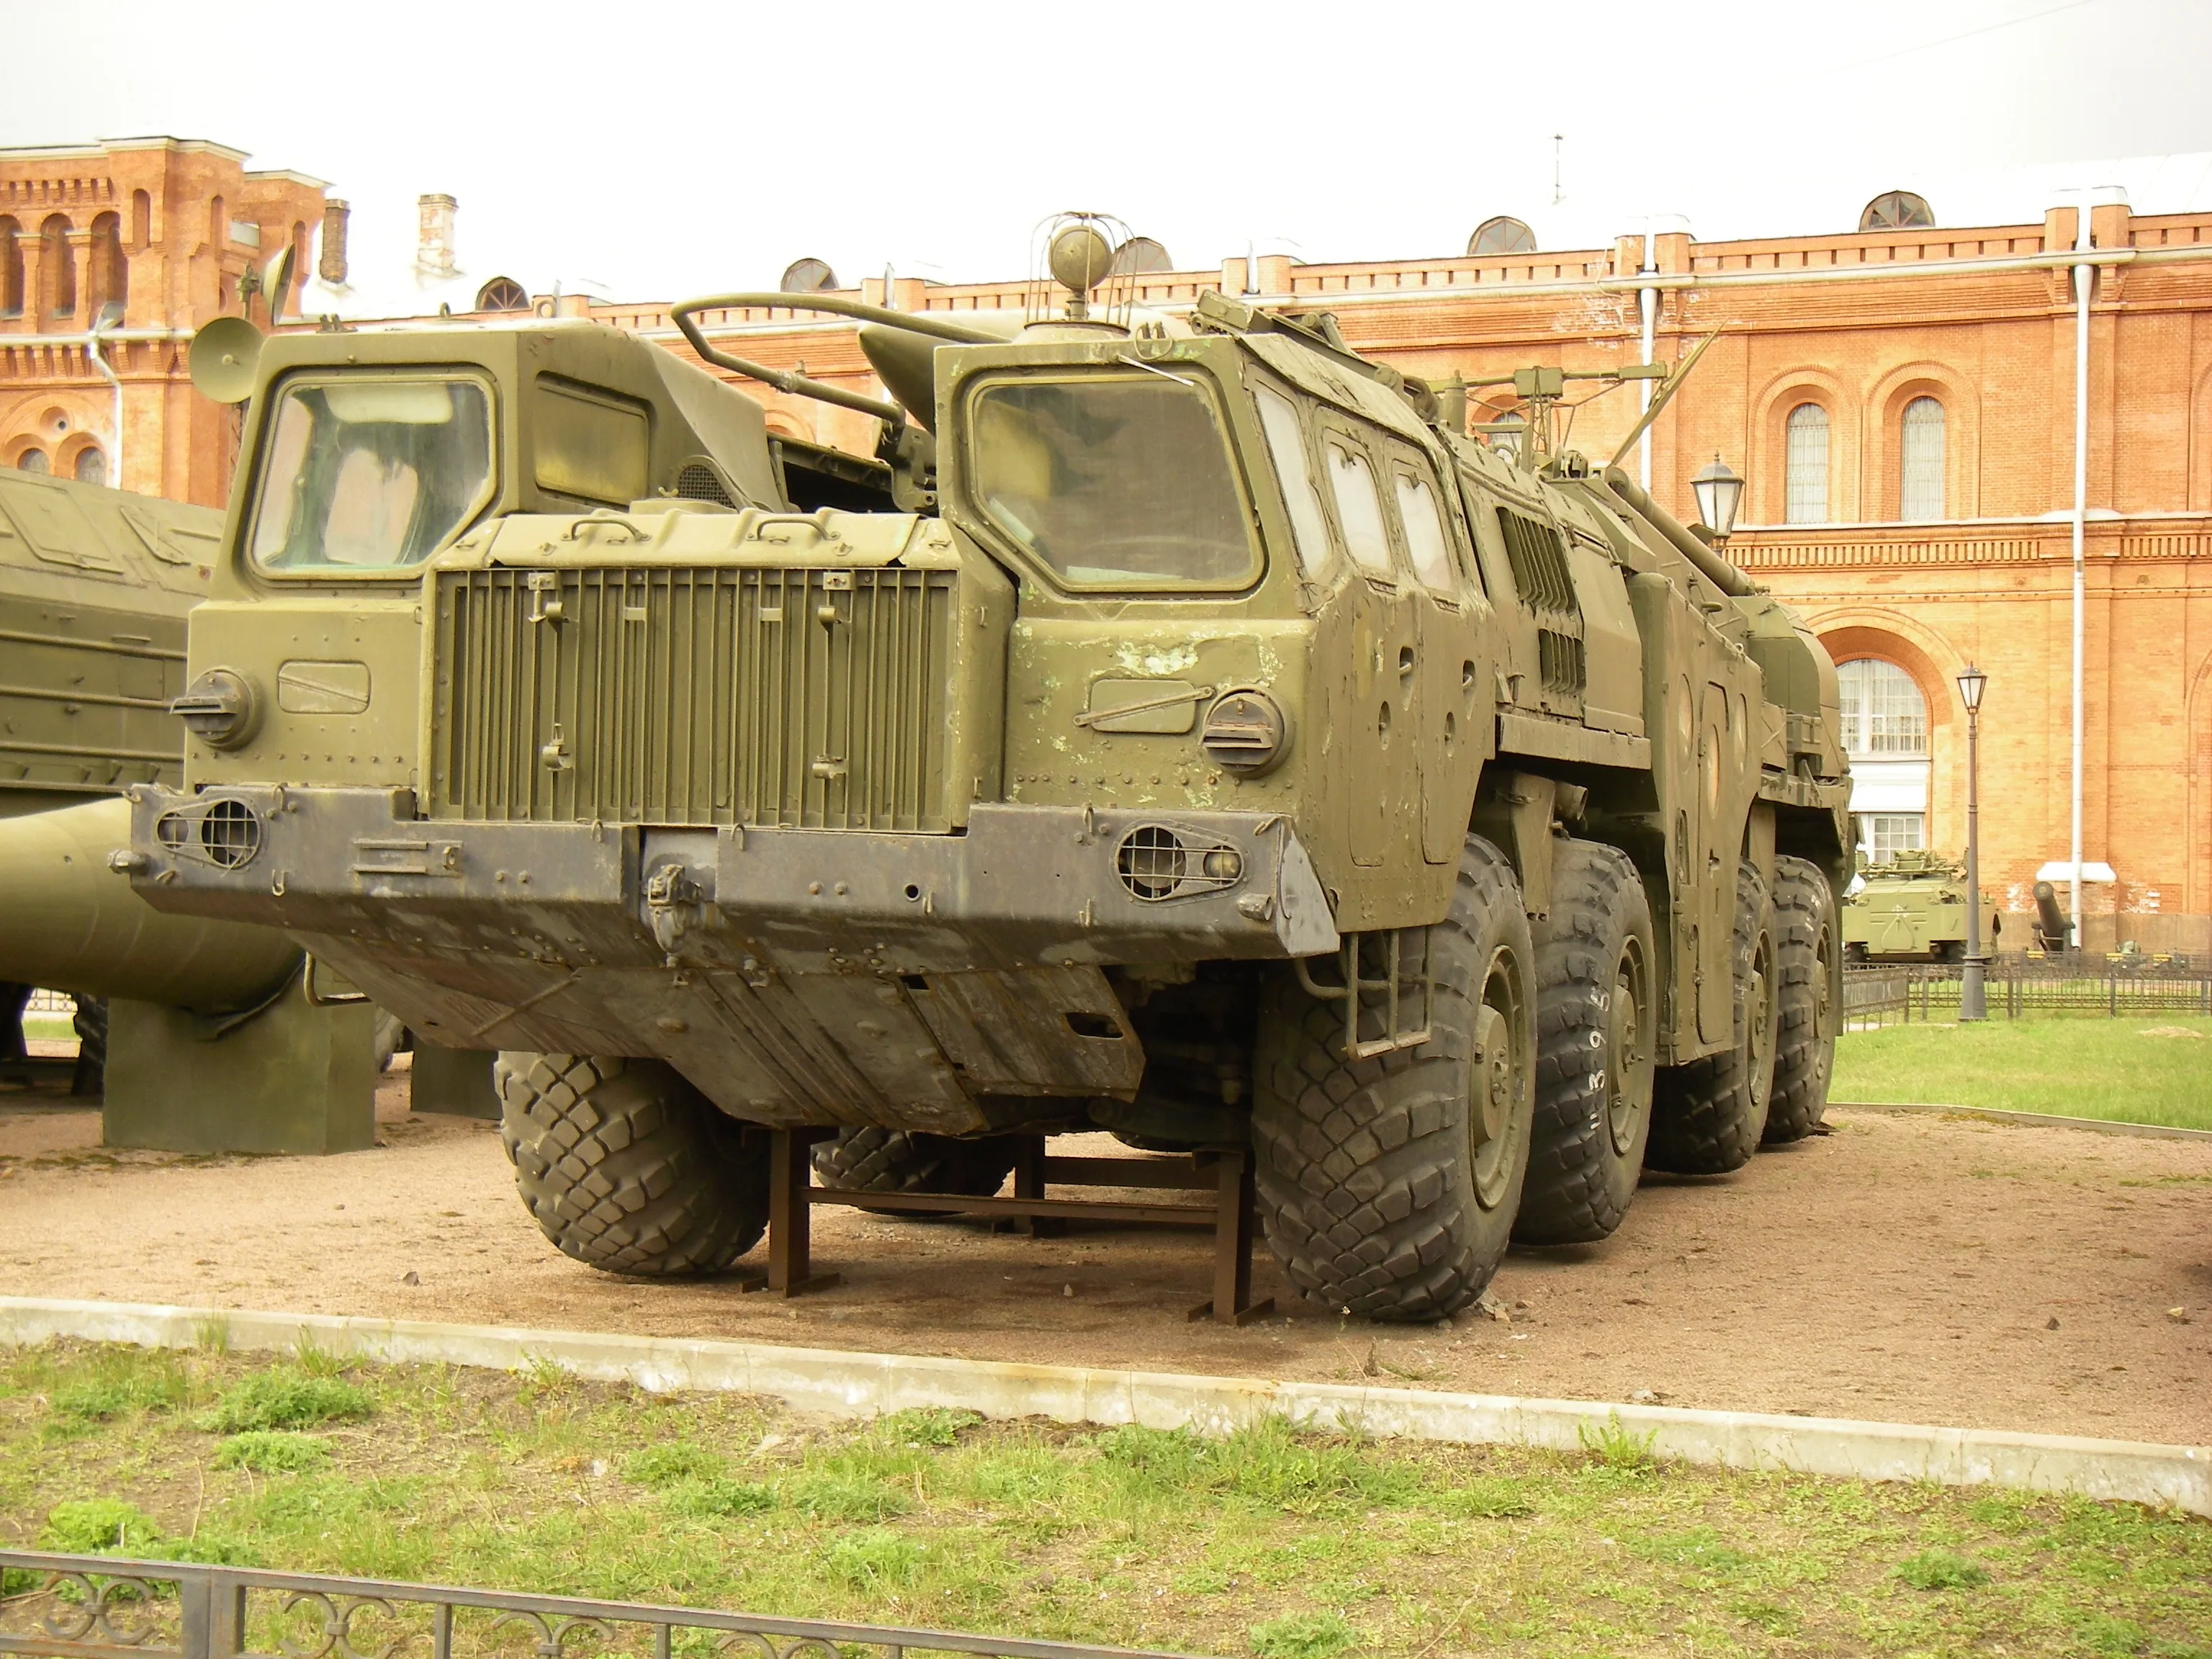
[125,788,1339,1130]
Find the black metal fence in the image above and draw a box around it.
[0,1551,1192,1659]
[1844,961,2212,1028]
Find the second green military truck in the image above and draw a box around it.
[127,225,1852,1318]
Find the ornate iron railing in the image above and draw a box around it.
[1843,961,2212,1027]
[0,1551,1195,1659]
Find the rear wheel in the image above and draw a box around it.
[1515,841,1657,1244]
[1251,835,1536,1321]
[1763,856,1838,1144]
[1646,860,1777,1175]
[496,1052,768,1275]
[811,1128,1021,1210]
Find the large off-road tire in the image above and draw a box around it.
[71,996,107,1098]
[1251,835,1537,1321]
[495,1053,768,1275]
[1514,840,1658,1244]
[1645,860,1778,1175]
[811,1128,1021,1210]
[1763,855,1838,1144]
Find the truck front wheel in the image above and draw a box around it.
[1646,860,1779,1174]
[496,1053,768,1275]
[1514,840,1658,1244]
[1251,835,1537,1321]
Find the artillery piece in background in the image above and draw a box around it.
[1840,848,2002,965]
[0,465,469,1151]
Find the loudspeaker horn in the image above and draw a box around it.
[189,316,265,405]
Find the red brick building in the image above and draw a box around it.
[0,137,325,502]
[9,138,2208,947]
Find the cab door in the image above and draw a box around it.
[1316,421,1420,870]
[1383,444,1485,866]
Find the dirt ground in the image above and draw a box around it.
[1,1068,2207,1448]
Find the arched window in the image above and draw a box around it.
[778,258,837,293]
[475,276,529,312]
[1467,216,1537,256]
[86,211,126,320]
[73,446,107,487]
[1784,402,1830,523]
[1837,659,1927,757]
[1860,191,1935,231]
[131,189,151,249]
[1837,657,1930,857]
[0,217,21,318]
[16,448,50,475]
[1899,395,1944,521]
[40,214,75,319]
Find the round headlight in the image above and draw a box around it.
[171,668,261,751]
[1200,687,1288,777]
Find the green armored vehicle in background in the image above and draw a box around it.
[1841,850,2000,963]
[0,468,280,1081]
[0,465,346,1127]
[129,219,1853,1318]
[0,465,216,818]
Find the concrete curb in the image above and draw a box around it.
[1832,1102,2212,1141]
[4,1296,2206,1518]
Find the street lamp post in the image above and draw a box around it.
[1957,663,1989,1021]
[1691,456,1744,545]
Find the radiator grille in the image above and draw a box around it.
[431,566,954,829]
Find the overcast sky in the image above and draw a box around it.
[7,0,2212,302]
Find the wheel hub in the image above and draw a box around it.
[1470,1004,1509,1148]
[1466,948,1526,1210]
[1747,936,1776,1106]
[1606,955,1645,1156]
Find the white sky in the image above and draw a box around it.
[6,0,2212,302]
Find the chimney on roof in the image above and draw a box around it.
[318,199,350,285]
[416,193,457,279]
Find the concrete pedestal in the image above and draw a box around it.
[103,979,375,1155]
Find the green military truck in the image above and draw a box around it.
[127,226,1852,1318]
[1842,850,2000,963]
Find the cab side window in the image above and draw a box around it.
[1321,433,1393,577]
[1253,382,1338,580]
[1391,462,1457,594]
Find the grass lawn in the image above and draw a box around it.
[2,1343,2207,1659]
[1831,1016,2212,1130]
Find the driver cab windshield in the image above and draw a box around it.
[248,375,494,572]
[968,374,1255,589]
